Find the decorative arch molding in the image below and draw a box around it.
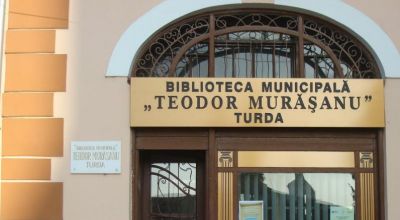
[106,0,400,78]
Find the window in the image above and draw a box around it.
[239,173,356,220]
[140,151,205,220]
[215,130,379,220]
[133,10,381,79]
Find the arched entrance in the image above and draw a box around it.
[131,8,383,220]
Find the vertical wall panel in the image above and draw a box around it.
[5,54,67,92]
[360,173,375,220]
[2,118,63,156]
[218,172,233,220]
[1,183,63,220]
[2,92,54,117]
[6,30,56,53]
[8,0,69,29]
[1,159,51,180]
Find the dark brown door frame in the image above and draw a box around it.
[133,128,213,220]
[132,128,384,220]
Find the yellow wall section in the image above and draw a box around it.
[2,118,64,156]
[5,54,67,92]
[8,0,69,29]
[1,159,51,180]
[1,183,63,220]
[2,93,53,117]
[1,0,68,219]
[6,30,56,53]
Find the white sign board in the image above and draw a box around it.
[330,207,354,220]
[239,201,263,220]
[71,141,121,174]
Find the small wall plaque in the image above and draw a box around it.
[71,141,121,174]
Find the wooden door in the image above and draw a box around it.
[141,151,205,220]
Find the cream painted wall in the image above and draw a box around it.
[51,0,400,219]
[384,79,400,220]
[345,0,400,56]
[52,0,162,219]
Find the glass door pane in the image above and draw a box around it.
[150,162,197,220]
[239,173,355,220]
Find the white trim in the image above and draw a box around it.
[106,0,240,76]
[107,0,400,77]
[275,0,400,78]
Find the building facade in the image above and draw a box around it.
[0,0,400,220]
